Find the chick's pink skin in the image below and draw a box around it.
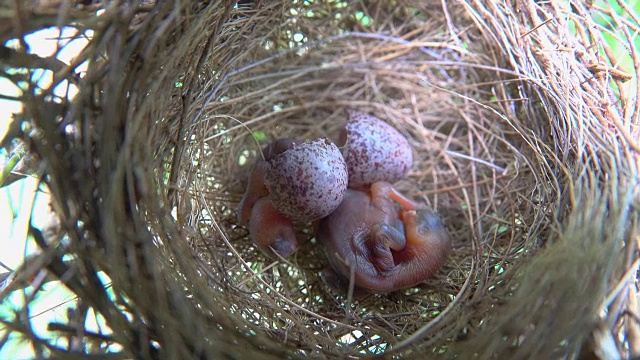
[316,182,451,294]
[237,138,300,258]
[248,197,298,258]
[237,138,298,226]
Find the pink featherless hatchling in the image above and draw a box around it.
[238,137,348,258]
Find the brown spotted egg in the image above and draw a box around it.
[341,110,413,188]
[264,137,348,222]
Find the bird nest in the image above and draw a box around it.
[1,1,639,359]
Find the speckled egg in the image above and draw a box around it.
[342,110,413,188]
[264,137,348,222]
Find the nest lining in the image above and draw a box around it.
[1,1,639,359]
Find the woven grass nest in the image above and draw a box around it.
[2,1,639,359]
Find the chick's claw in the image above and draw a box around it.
[369,223,405,272]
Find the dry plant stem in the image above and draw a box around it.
[618,25,640,129]
[27,227,141,356]
[386,259,476,356]
[603,257,640,309]
[445,150,505,173]
[167,6,231,206]
[192,31,451,126]
[201,197,358,331]
[418,73,533,157]
[628,289,640,357]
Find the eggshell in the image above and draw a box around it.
[342,110,413,188]
[265,138,348,222]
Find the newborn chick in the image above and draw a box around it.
[237,138,300,258]
[316,182,451,294]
